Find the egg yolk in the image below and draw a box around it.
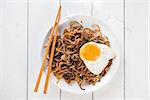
[80,44,100,61]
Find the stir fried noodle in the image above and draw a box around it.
[47,21,113,90]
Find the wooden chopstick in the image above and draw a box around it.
[43,5,61,94]
[34,5,61,92]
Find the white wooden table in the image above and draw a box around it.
[0,0,149,100]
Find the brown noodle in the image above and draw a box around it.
[47,21,113,90]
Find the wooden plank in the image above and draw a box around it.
[60,0,92,100]
[125,0,149,99]
[0,1,27,100]
[28,0,60,100]
[93,0,124,100]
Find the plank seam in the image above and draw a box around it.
[148,2,150,99]
[59,89,61,100]
[27,0,29,100]
[123,0,126,100]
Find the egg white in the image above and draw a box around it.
[80,42,116,75]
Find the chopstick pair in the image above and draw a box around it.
[34,4,61,94]
[44,6,61,94]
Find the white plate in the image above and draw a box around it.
[41,15,121,94]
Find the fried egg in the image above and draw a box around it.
[79,42,116,75]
